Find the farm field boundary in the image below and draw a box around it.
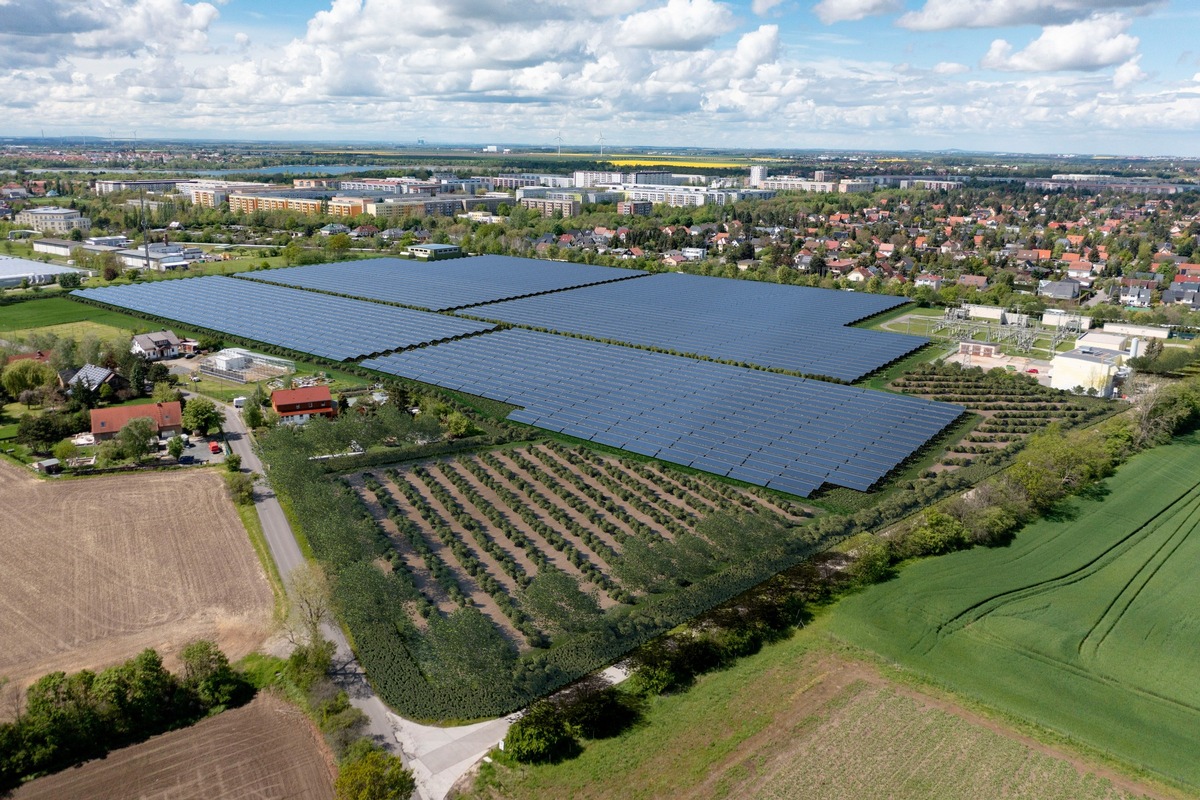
[0,460,274,715]
[12,693,336,800]
[0,296,147,332]
[463,639,1159,800]
[831,430,1200,791]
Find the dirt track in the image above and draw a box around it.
[0,460,273,714]
[14,693,335,799]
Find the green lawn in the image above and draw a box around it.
[830,431,1200,791]
[465,617,1148,800]
[0,297,148,332]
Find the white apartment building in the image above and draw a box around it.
[14,206,91,234]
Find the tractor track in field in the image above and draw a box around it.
[924,475,1200,650]
[1079,491,1200,659]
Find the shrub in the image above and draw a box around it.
[224,472,256,505]
[504,701,579,764]
[334,747,414,800]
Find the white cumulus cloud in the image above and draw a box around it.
[1113,55,1147,89]
[981,13,1139,72]
[617,0,738,50]
[812,0,900,24]
[933,61,970,75]
[752,0,786,14]
[899,0,1157,31]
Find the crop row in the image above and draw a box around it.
[376,469,541,642]
[452,457,625,600]
[542,442,694,537]
[408,466,529,589]
[359,474,463,613]
[476,452,625,561]
[524,447,664,540]
[502,449,636,546]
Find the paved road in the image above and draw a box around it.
[206,394,532,798]
[204,396,401,749]
[216,401,305,579]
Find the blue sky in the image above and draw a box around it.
[2,0,1199,155]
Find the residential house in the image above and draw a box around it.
[271,386,337,424]
[915,273,943,290]
[1066,264,1095,284]
[91,401,183,441]
[130,330,182,361]
[1119,284,1154,308]
[58,364,126,394]
[957,274,988,291]
[1038,278,1081,300]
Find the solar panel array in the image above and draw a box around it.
[467,273,926,382]
[240,256,646,311]
[362,329,963,497]
[73,277,495,361]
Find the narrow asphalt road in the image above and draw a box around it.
[205,396,403,752]
[204,394,516,798]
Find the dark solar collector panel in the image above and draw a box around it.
[466,272,928,382]
[240,256,647,311]
[72,277,493,361]
[361,329,963,497]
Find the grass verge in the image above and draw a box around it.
[236,501,287,621]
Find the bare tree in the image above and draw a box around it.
[284,562,331,647]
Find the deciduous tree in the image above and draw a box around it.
[334,748,415,800]
[2,359,54,398]
[118,417,157,462]
[181,396,224,434]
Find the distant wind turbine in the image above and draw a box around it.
[554,133,564,156]
[598,133,607,157]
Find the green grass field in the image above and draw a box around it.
[0,297,147,333]
[466,626,1145,800]
[831,431,1200,790]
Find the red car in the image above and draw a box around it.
[209,441,221,454]
[1027,368,1039,374]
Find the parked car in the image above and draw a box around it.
[178,455,194,465]
[209,441,221,454]
[1027,368,1039,374]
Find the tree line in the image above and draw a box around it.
[0,642,251,791]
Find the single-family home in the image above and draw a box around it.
[58,364,126,394]
[271,386,337,424]
[130,330,182,361]
[90,401,183,441]
[1038,278,1081,300]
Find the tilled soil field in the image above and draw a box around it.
[13,693,335,799]
[0,460,273,713]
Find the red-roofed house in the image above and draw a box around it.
[91,401,183,441]
[271,386,337,424]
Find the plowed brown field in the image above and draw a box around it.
[13,693,336,799]
[0,460,272,713]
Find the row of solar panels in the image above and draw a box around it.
[239,258,924,382]
[362,329,963,497]
[73,277,494,361]
[242,256,647,311]
[467,273,926,382]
